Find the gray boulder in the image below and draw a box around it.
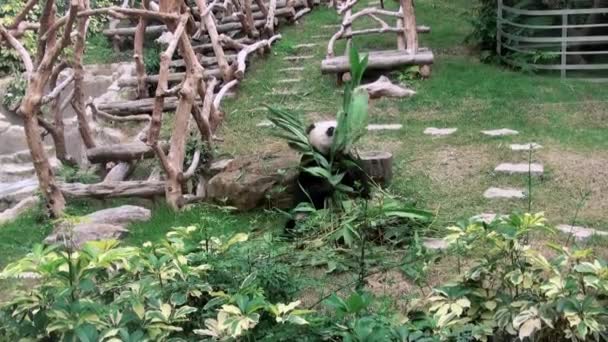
[45,205,151,248]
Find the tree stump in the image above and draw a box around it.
[359,151,393,186]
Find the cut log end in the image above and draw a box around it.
[359,151,393,186]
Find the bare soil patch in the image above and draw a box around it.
[540,149,608,224]
[412,145,496,188]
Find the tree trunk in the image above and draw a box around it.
[164,75,196,210]
[71,0,96,149]
[21,98,66,217]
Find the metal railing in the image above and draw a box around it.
[497,0,608,82]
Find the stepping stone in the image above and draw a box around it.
[367,124,402,131]
[510,143,542,151]
[483,187,525,199]
[481,128,519,137]
[424,127,457,136]
[256,119,276,128]
[471,213,498,224]
[494,163,544,176]
[422,238,448,251]
[284,55,314,61]
[280,67,305,72]
[556,224,608,241]
[272,90,300,96]
[294,43,317,49]
[322,24,341,29]
[277,78,301,84]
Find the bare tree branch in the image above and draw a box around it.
[42,73,74,104]
[0,25,34,76]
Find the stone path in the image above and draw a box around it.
[510,143,542,151]
[494,163,544,176]
[556,224,608,241]
[424,127,457,136]
[481,128,519,137]
[367,124,402,131]
[483,187,526,199]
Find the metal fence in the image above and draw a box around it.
[497,0,608,82]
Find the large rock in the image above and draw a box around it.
[0,196,39,225]
[45,205,151,248]
[0,178,39,211]
[86,205,151,226]
[207,152,299,211]
[0,125,28,154]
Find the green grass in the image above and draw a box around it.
[218,0,608,231]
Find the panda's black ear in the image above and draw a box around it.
[306,124,315,134]
[326,126,335,137]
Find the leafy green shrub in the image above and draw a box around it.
[144,42,163,75]
[428,212,608,341]
[56,165,100,184]
[1,76,26,112]
[0,226,311,340]
[0,0,39,75]
[465,0,497,62]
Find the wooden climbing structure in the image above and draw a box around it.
[321,0,434,80]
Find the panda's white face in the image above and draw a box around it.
[307,120,336,155]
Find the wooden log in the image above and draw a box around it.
[357,75,415,99]
[97,96,197,115]
[192,37,255,53]
[117,69,222,87]
[103,162,134,182]
[170,54,237,68]
[102,18,273,37]
[96,90,235,115]
[87,142,169,163]
[321,49,433,74]
[359,151,392,186]
[59,181,166,198]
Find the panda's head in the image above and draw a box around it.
[306,120,336,155]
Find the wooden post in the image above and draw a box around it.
[195,0,233,81]
[134,0,150,98]
[496,0,502,57]
[244,0,259,37]
[401,0,418,53]
[396,6,405,50]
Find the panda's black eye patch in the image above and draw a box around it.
[306,124,315,134]
[327,126,335,137]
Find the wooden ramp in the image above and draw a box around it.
[321,48,434,74]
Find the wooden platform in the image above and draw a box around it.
[321,48,434,74]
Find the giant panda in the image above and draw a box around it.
[285,120,370,230]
